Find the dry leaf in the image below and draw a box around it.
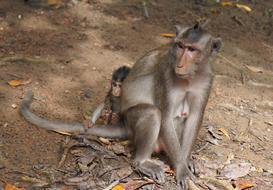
[254,166,263,173]
[111,143,126,155]
[235,4,252,12]
[218,128,230,139]
[207,125,223,140]
[47,0,62,5]
[206,138,219,145]
[224,153,235,165]
[220,2,252,12]
[165,168,175,174]
[221,2,233,6]
[99,137,111,145]
[221,162,252,179]
[54,130,71,136]
[188,180,200,190]
[116,167,133,178]
[245,65,263,73]
[160,33,176,38]
[200,176,235,190]
[8,79,31,87]
[120,140,130,145]
[112,184,125,190]
[5,184,26,190]
[233,180,255,190]
[122,179,153,190]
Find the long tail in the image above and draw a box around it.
[85,125,130,140]
[20,91,85,134]
[20,91,129,139]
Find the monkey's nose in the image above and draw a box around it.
[177,64,184,68]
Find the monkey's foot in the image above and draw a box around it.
[135,160,165,184]
[188,160,199,175]
[176,163,196,190]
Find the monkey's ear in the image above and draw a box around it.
[175,25,183,36]
[211,38,222,53]
[193,23,200,30]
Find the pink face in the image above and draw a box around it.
[174,42,200,77]
[111,81,122,97]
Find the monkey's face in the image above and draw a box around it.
[173,24,222,78]
[111,81,122,97]
[174,41,201,77]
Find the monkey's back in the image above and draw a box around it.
[121,49,168,112]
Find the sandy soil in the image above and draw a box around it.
[0,0,272,189]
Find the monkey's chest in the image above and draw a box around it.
[174,99,189,119]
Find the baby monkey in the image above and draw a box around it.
[90,66,130,125]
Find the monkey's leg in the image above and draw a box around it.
[125,104,165,184]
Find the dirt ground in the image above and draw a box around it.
[0,0,272,190]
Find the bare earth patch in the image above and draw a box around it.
[0,0,272,189]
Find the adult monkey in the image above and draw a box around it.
[115,23,221,189]
[20,23,222,189]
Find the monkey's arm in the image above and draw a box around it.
[180,91,210,161]
[90,103,105,124]
[176,90,211,186]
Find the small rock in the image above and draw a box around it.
[84,88,92,98]
[18,14,22,19]
[3,123,8,128]
[33,163,45,170]
[0,164,4,170]
[11,104,17,108]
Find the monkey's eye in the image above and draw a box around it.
[187,46,196,52]
[112,83,117,87]
[177,42,185,49]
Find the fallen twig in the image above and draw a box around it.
[247,81,273,89]
[232,16,244,26]
[200,176,235,190]
[103,173,132,190]
[58,137,72,168]
[217,54,243,71]
[195,142,209,153]
[188,180,201,190]
[142,1,149,19]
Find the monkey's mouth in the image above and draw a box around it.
[176,73,190,78]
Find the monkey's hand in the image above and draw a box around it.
[83,120,94,129]
[176,161,196,190]
[110,113,120,124]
